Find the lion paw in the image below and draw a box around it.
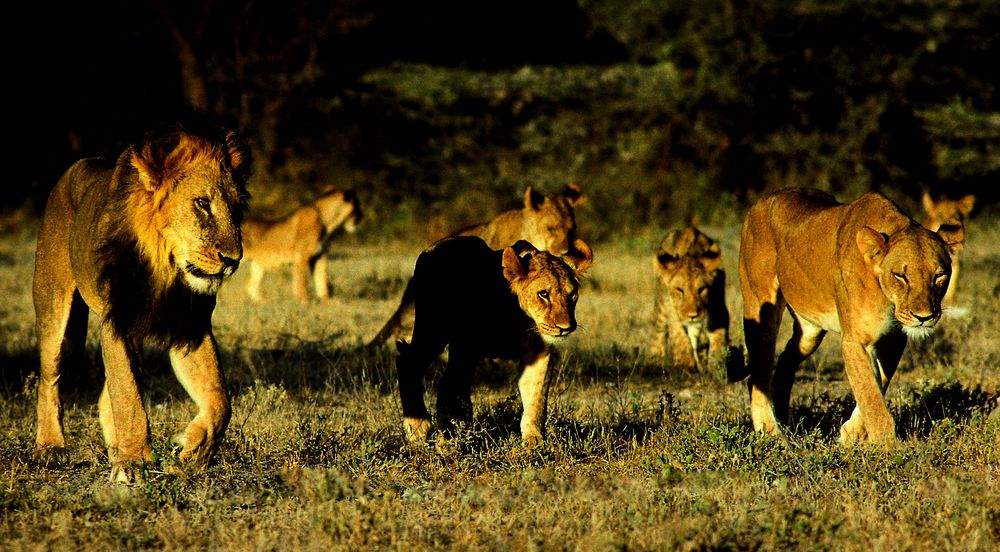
[403,417,432,443]
[33,445,69,466]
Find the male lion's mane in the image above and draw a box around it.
[95,116,251,349]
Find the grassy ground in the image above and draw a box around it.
[0,212,998,551]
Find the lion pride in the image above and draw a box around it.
[33,114,251,482]
[739,188,963,444]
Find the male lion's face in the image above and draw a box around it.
[154,158,247,295]
[860,225,962,339]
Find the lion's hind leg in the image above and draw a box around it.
[34,289,88,460]
[396,337,444,443]
[772,310,826,428]
[739,258,785,435]
[436,345,476,437]
[169,335,231,467]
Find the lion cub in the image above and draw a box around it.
[396,236,593,445]
[921,192,974,305]
[241,187,362,302]
[651,226,730,372]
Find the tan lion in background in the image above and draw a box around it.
[32,114,251,482]
[395,236,593,445]
[650,226,730,372]
[368,182,585,347]
[739,188,963,444]
[241,187,363,302]
[921,191,974,306]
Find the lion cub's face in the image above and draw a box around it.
[656,229,723,326]
[502,239,593,341]
[659,259,717,325]
[858,224,964,338]
[145,151,247,295]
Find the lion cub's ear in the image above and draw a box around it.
[563,239,594,274]
[856,227,889,265]
[656,250,679,270]
[563,182,585,206]
[502,246,529,282]
[936,220,965,257]
[700,243,723,273]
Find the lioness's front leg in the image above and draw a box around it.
[839,331,905,444]
[169,333,231,466]
[98,324,152,479]
[518,349,552,446]
[839,339,896,444]
[311,254,330,299]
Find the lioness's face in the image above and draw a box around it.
[509,251,581,339]
[876,232,953,338]
[158,161,246,295]
[660,261,715,326]
[316,189,363,234]
[523,198,576,255]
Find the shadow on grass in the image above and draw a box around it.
[789,381,997,441]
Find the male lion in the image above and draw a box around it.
[33,114,251,482]
[739,188,963,444]
[650,226,729,372]
[396,235,593,445]
[368,182,584,347]
[921,191,974,305]
[241,187,362,302]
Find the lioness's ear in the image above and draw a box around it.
[511,239,538,258]
[958,195,976,216]
[936,220,965,257]
[700,243,723,273]
[563,182,585,206]
[564,239,594,273]
[856,227,888,264]
[502,246,528,282]
[524,187,545,210]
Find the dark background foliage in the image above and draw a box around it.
[11,0,1000,240]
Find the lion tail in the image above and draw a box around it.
[367,277,417,348]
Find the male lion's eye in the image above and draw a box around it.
[194,198,211,212]
[892,272,907,284]
[934,273,948,286]
[674,287,684,295]
[537,290,550,302]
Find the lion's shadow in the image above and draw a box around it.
[789,381,997,441]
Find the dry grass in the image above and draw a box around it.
[0,212,998,551]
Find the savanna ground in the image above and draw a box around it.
[0,208,998,551]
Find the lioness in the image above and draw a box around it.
[921,191,974,305]
[396,236,593,445]
[650,226,729,372]
[739,188,963,444]
[33,114,251,482]
[368,182,584,347]
[241,187,362,302]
